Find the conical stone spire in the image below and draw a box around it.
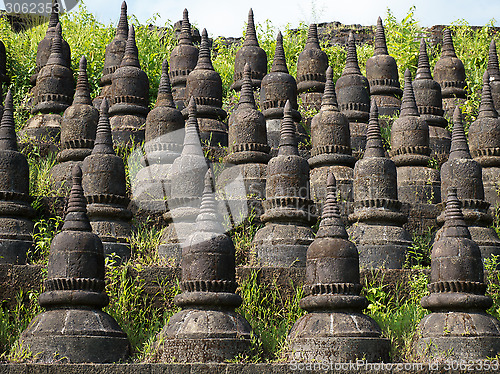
[439,106,500,263]
[349,101,410,268]
[416,188,500,361]
[488,39,500,111]
[231,9,267,91]
[157,98,208,265]
[252,99,314,267]
[184,29,227,151]
[109,24,149,145]
[0,89,17,151]
[413,38,449,163]
[94,1,129,108]
[261,31,302,155]
[82,99,132,263]
[469,71,500,208]
[284,173,390,362]
[309,66,354,220]
[134,58,184,213]
[154,169,251,363]
[19,165,130,363]
[336,31,370,159]
[50,56,99,192]
[366,17,401,117]
[433,28,466,118]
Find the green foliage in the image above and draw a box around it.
[29,216,64,265]
[405,227,434,268]
[485,254,500,319]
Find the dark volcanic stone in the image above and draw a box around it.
[488,39,500,113]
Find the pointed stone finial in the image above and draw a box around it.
[93,99,115,155]
[156,59,175,108]
[488,39,500,81]
[120,25,140,68]
[316,172,349,239]
[0,89,17,151]
[238,63,256,108]
[343,31,361,75]
[305,24,320,49]
[46,22,65,66]
[48,1,59,27]
[374,17,388,56]
[448,106,471,159]
[182,97,202,154]
[320,66,338,110]
[271,31,288,73]
[278,100,299,156]
[243,8,259,47]
[441,29,457,58]
[194,29,214,71]
[72,56,92,105]
[400,69,420,117]
[416,39,433,80]
[117,1,129,37]
[179,8,193,45]
[364,100,385,158]
[443,187,465,225]
[62,165,93,232]
[195,168,225,233]
[478,71,498,118]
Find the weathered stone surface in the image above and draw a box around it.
[365,17,401,117]
[349,101,410,269]
[413,38,449,164]
[153,170,251,363]
[109,25,149,145]
[0,90,34,264]
[284,173,390,362]
[436,106,500,264]
[335,32,370,159]
[416,188,500,361]
[82,99,132,263]
[93,1,129,109]
[19,166,130,363]
[169,9,198,111]
[488,39,500,113]
[252,101,315,267]
[308,66,354,220]
[157,99,208,265]
[133,59,184,213]
[50,56,99,193]
[468,71,500,210]
[433,29,466,119]
[391,69,440,234]
[231,9,267,91]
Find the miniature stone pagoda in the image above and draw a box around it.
[217,63,270,218]
[82,99,132,262]
[19,165,130,363]
[416,188,500,361]
[488,39,500,112]
[413,38,450,164]
[183,28,227,152]
[365,17,402,117]
[349,101,411,268]
[93,1,129,109]
[441,107,500,263]
[308,66,355,219]
[157,98,208,265]
[50,56,99,192]
[433,28,466,118]
[468,71,500,210]
[154,169,251,362]
[296,24,328,113]
[24,23,74,142]
[260,31,303,156]
[230,9,267,91]
[336,31,370,159]
[133,59,184,212]
[390,69,440,234]
[0,90,34,264]
[109,25,149,145]
[30,3,71,87]
[252,101,315,267]
[169,9,198,110]
[285,173,390,362]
